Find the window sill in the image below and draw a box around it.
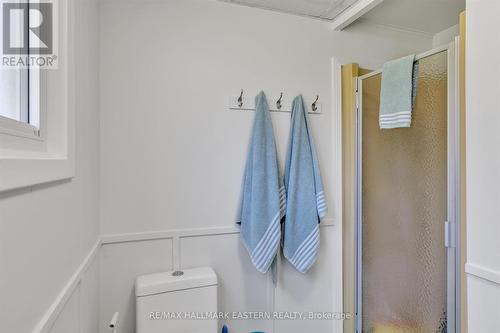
[0,155,75,192]
[0,116,43,142]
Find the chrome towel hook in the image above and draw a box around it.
[237,89,244,108]
[312,95,319,112]
[276,92,283,110]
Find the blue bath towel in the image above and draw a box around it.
[236,92,286,274]
[379,54,417,129]
[283,95,326,273]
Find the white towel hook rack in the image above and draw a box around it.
[228,90,322,114]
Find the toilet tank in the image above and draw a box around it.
[135,267,218,333]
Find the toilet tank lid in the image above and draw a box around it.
[135,267,217,297]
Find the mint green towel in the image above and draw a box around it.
[379,54,417,129]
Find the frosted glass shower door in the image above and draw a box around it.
[357,48,457,333]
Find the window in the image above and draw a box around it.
[0,2,41,140]
[0,68,40,139]
[0,0,74,192]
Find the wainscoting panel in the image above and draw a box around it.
[99,239,174,333]
[180,233,275,333]
[274,225,338,333]
[33,241,100,333]
[45,250,100,333]
[80,254,100,333]
[97,222,339,333]
[467,274,500,332]
[48,287,80,333]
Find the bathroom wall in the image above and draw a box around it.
[98,1,432,333]
[0,0,101,332]
[99,0,432,236]
[466,0,500,332]
[433,24,460,47]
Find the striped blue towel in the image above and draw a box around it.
[379,54,418,129]
[282,95,326,273]
[236,92,286,273]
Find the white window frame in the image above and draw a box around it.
[0,68,42,140]
[0,0,75,192]
[0,4,41,141]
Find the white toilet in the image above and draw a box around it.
[135,267,218,333]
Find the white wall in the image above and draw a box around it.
[433,24,459,48]
[99,1,431,333]
[98,2,432,233]
[99,0,431,236]
[0,0,101,331]
[466,0,500,331]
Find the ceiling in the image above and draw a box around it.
[219,0,465,34]
[362,0,465,35]
[220,0,360,20]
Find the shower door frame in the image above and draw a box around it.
[354,40,461,333]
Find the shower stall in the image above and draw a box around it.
[355,41,461,333]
